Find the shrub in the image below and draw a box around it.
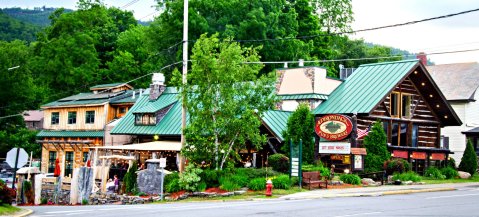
[200,169,223,188]
[459,139,478,176]
[41,198,48,205]
[219,178,241,191]
[384,159,411,175]
[23,181,34,204]
[136,192,147,196]
[235,168,280,179]
[268,154,289,173]
[81,198,88,205]
[197,182,207,192]
[424,167,445,180]
[392,172,422,182]
[441,167,459,179]
[363,121,390,172]
[302,164,330,178]
[339,174,361,185]
[124,161,138,194]
[230,174,249,187]
[0,179,16,205]
[272,175,291,189]
[179,164,203,192]
[447,157,457,169]
[248,178,266,191]
[165,178,181,193]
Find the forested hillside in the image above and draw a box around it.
[1,7,73,27]
[0,10,41,42]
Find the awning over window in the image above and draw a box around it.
[91,141,182,151]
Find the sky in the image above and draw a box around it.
[1,0,479,65]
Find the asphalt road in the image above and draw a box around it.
[27,185,479,217]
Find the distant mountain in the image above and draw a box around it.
[1,7,73,27]
[0,10,41,42]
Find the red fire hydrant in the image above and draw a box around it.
[265,179,273,197]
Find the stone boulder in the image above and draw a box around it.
[458,171,471,179]
[361,178,377,186]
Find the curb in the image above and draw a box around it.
[282,187,457,200]
[13,208,33,217]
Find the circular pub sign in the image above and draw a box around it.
[315,114,353,141]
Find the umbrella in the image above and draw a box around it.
[53,158,61,177]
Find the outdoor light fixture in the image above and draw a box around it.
[429,94,433,98]
[153,135,159,140]
[444,115,448,119]
[343,169,350,174]
[414,71,418,74]
[436,104,440,108]
[391,153,394,157]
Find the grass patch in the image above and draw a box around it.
[422,175,479,184]
[0,204,21,216]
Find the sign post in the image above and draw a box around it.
[289,139,302,189]
[6,148,28,189]
[159,158,166,201]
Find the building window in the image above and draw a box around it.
[68,111,77,124]
[64,151,73,177]
[390,92,413,118]
[51,112,59,125]
[134,113,157,125]
[412,124,419,147]
[48,151,57,173]
[402,94,412,118]
[86,111,95,124]
[390,93,399,117]
[119,107,126,114]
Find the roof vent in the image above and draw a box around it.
[152,73,165,85]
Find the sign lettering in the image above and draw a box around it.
[315,114,353,141]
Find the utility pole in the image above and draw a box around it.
[180,0,188,172]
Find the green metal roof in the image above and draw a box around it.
[42,90,136,108]
[90,83,126,89]
[260,110,292,141]
[110,92,186,136]
[37,130,104,138]
[278,93,328,100]
[313,60,419,115]
[133,94,178,113]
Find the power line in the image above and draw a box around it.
[139,11,158,20]
[121,0,140,9]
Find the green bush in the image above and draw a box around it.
[164,172,181,193]
[235,167,280,179]
[219,177,241,191]
[200,169,223,188]
[424,167,445,180]
[392,172,422,182]
[447,158,457,169]
[272,175,291,189]
[82,198,88,205]
[459,139,478,176]
[384,159,411,175]
[339,174,361,185]
[197,182,207,192]
[268,154,289,173]
[124,161,138,194]
[248,177,266,191]
[441,167,459,179]
[302,164,330,178]
[230,174,249,187]
[41,198,48,205]
[179,164,203,192]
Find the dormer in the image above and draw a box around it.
[90,83,133,94]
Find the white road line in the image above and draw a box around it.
[426,193,479,199]
[332,212,382,217]
[66,213,85,216]
[98,207,150,211]
[45,209,94,214]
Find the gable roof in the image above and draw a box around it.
[23,110,43,121]
[37,130,104,138]
[260,110,292,141]
[314,60,419,115]
[110,87,185,135]
[42,90,138,108]
[427,62,479,101]
[313,59,461,126]
[90,83,133,90]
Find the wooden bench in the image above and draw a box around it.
[302,171,328,190]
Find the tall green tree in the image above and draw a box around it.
[363,120,390,172]
[179,34,277,170]
[282,103,315,164]
[458,139,478,176]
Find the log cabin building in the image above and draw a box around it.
[36,83,139,177]
[313,60,462,174]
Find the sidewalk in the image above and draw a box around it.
[280,182,478,200]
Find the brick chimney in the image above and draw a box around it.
[417,52,427,65]
[149,73,166,101]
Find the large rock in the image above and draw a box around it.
[361,178,375,186]
[458,171,471,179]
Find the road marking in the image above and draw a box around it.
[45,210,94,214]
[98,207,150,211]
[332,212,382,217]
[426,193,479,199]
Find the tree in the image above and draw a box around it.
[282,103,315,164]
[363,120,390,172]
[179,34,277,170]
[458,139,478,176]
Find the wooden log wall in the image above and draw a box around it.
[43,105,108,130]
